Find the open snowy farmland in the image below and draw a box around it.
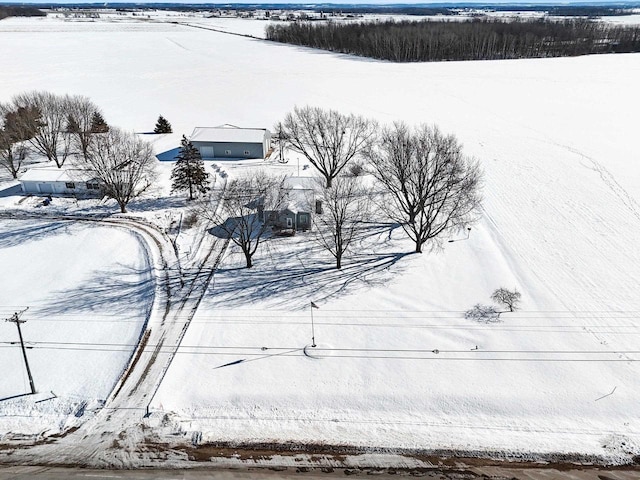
[1,13,640,465]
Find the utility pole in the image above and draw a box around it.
[5,307,36,395]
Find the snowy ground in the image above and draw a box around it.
[0,220,153,436]
[1,14,640,465]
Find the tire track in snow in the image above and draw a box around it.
[552,142,640,223]
[481,141,640,367]
[0,211,227,467]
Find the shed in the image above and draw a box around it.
[19,168,101,196]
[190,125,271,160]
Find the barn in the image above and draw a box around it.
[19,168,101,196]
[190,125,271,160]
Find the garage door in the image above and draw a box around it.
[38,183,53,194]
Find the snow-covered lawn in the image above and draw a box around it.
[0,220,153,436]
[1,14,640,463]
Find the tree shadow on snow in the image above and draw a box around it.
[127,195,191,213]
[0,221,70,249]
[40,263,155,318]
[212,246,411,309]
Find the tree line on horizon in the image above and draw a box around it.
[0,6,45,20]
[266,17,640,62]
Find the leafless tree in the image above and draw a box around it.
[464,304,500,323]
[365,122,482,253]
[312,175,370,269]
[281,106,377,188]
[66,95,105,159]
[202,171,287,268]
[491,287,522,312]
[11,91,74,168]
[80,128,157,213]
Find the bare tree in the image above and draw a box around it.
[465,304,500,323]
[272,121,289,164]
[365,122,482,253]
[491,287,522,312]
[11,91,74,168]
[80,128,157,213]
[281,106,377,188]
[312,175,370,269]
[203,171,286,268]
[66,95,105,159]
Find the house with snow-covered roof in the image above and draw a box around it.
[190,125,271,160]
[19,168,102,196]
[263,176,322,233]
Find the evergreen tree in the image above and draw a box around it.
[171,135,210,200]
[66,114,80,134]
[90,111,109,133]
[154,115,172,134]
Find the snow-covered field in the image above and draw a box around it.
[1,13,640,464]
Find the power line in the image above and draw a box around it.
[0,341,637,362]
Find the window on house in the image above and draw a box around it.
[86,182,99,190]
[65,182,76,189]
[244,150,251,156]
[315,200,323,214]
[225,149,232,155]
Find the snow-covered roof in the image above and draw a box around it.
[190,126,270,144]
[19,168,93,183]
[284,175,317,190]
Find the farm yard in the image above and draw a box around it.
[1,9,640,468]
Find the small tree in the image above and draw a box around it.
[281,105,377,188]
[154,115,172,134]
[171,135,210,200]
[90,111,109,133]
[66,95,105,159]
[312,175,370,269]
[0,103,35,178]
[465,304,500,323]
[81,128,157,213]
[272,121,289,164]
[491,288,522,312]
[202,171,286,268]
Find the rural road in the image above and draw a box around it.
[1,465,639,479]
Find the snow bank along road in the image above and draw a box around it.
[0,211,227,466]
[1,463,640,479]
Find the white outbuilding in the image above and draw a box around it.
[19,168,101,196]
[190,125,271,160]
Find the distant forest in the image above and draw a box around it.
[0,6,46,20]
[265,18,640,62]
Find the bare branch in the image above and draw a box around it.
[199,171,287,268]
[281,106,377,188]
[365,122,483,253]
[79,128,157,213]
[312,175,371,269]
